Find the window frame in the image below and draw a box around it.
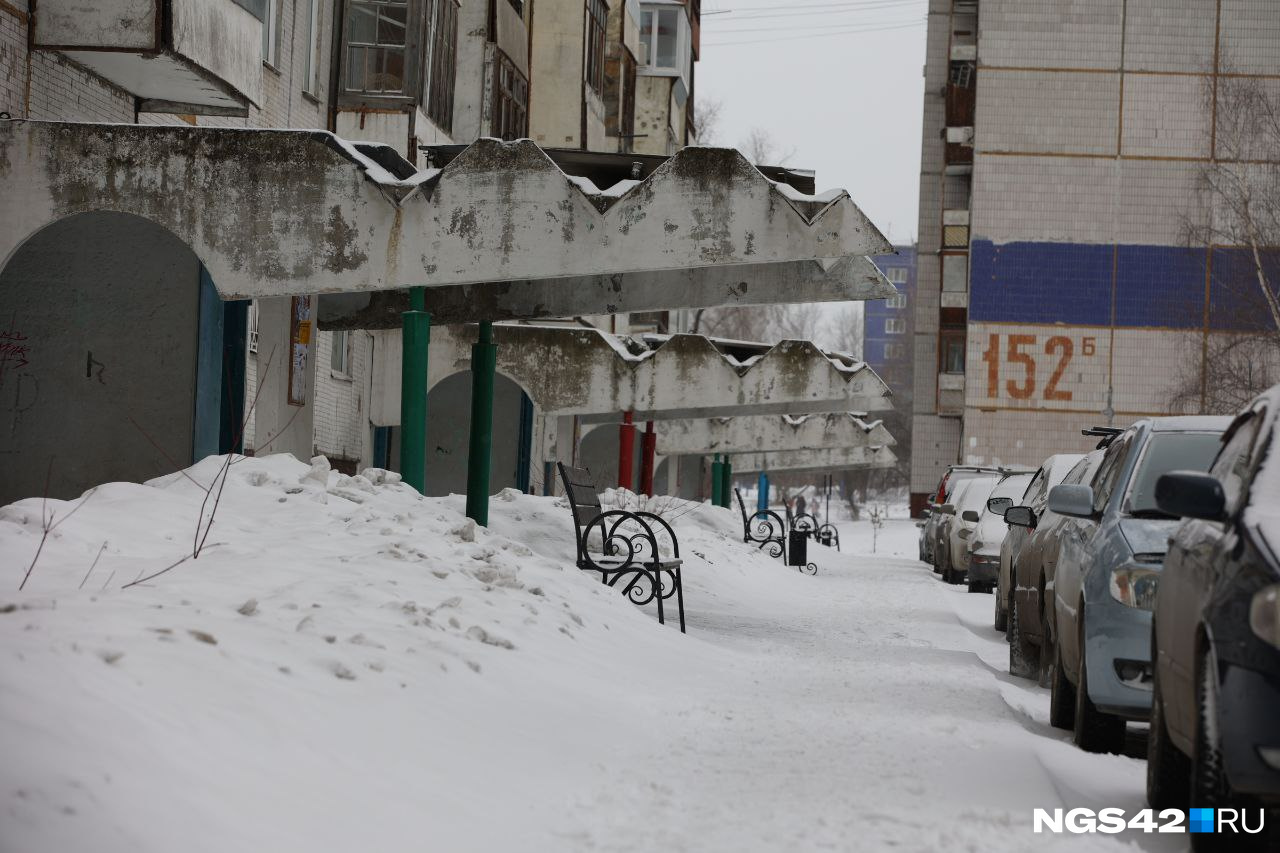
[886,292,907,310]
[262,0,281,68]
[638,4,688,77]
[302,0,323,94]
[330,330,353,379]
[492,49,529,141]
[340,0,422,105]
[585,0,609,95]
[423,0,459,132]
[939,329,965,374]
[884,317,906,335]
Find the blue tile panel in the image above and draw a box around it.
[970,240,1280,331]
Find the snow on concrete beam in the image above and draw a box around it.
[318,256,896,328]
[369,324,892,425]
[730,445,898,475]
[0,120,891,300]
[654,413,895,456]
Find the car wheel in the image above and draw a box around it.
[1073,644,1127,754]
[993,587,1007,631]
[1008,597,1037,680]
[1147,655,1190,811]
[1048,636,1076,730]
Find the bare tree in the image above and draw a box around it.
[694,97,725,145]
[1171,63,1280,413]
[740,127,797,167]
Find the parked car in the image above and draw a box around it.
[1044,416,1230,754]
[1146,393,1280,849]
[994,454,1084,632]
[1006,450,1106,682]
[941,474,1001,585]
[919,465,1004,568]
[965,470,1034,593]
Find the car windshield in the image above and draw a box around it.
[1125,432,1225,515]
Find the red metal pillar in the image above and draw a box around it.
[618,411,636,490]
[639,420,656,495]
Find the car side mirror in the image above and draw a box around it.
[1004,505,1035,528]
[920,507,933,518]
[962,509,980,523]
[987,496,1014,515]
[1048,484,1096,519]
[1156,471,1227,521]
[940,504,956,515]
[959,528,971,539]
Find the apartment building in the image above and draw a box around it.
[910,0,1280,514]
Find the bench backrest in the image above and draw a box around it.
[558,462,602,561]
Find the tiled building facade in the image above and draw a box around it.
[910,0,1280,514]
[867,246,916,396]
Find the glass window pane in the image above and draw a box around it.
[656,9,679,68]
[378,6,408,46]
[346,45,368,89]
[382,48,405,92]
[347,4,377,44]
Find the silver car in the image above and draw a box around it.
[941,476,1001,585]
[965,471,1034,593]
[1045,416,1230,754]
[921,465,1005,571]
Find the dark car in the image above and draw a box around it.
[1146,393,1280,852]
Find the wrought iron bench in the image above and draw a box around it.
[786,504,841,551]
[735,488,816,574]
[558,463,685,633]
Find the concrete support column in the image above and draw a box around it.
[465,321,497,525]
[618,411,635,491]
[400,287,431,493]
[711,454,724,506]
[758,471,769,513]
[640,420,656,496]
[721,457,733,508]
[253,296,316,461]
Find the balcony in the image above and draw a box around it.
[33,0,263,116]
[938,372,965,416]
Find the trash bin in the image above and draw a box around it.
[787,530,808,568]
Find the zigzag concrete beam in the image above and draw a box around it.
[0,120,891,299]
[731,445,899,475]
[368,324,893,425]
[655,413,895,456]
[317,256,896,328]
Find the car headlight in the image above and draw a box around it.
[1250,584,1280,649]
[1110,566,1159,610]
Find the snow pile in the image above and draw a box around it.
[0,453,788,853]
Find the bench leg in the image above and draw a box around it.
[654,566,665,626]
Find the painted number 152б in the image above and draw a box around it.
[981,333,1097,402]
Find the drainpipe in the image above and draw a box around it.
[720,456,733,508]
[639,420,656,495]
[400,287,431,493]
[757,470,769,514]
[465,321,498,524]
[618,411,636,491]
[710,454,723,506]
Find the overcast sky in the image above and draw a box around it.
[697,1,928,248]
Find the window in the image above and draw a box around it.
[262,0,280,67]
[885,266,908,284]
[885,318,905,334]
[302,0,322,93]
[425,0,458,130]
[640,7,682,71]
[331,330,352,378]
[248,301,260,354]
[940,330,965,373]
[507,0,524,13]
[884,342,904,360]
[1090,435,1132,514]
[493,51,528,140]
[585,0,608,95]
[344,0,413,96]
[886,292,907,309]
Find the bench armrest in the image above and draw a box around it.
[579,509,663,572]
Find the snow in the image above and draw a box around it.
[1,455,1184,853]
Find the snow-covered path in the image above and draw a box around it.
[558,521,1183,853]
[1,458,1186,852]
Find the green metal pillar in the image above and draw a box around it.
[400,287,431,493]
[465,321,497,525]
[720,457,733,508]
[710,454,723,506]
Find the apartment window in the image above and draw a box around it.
[940,330,966,373]
[885,266,908,283]
[262,0,280,66]
[886,292,907,309]
[493,51,528,140]
[640,6,681,71]
[507,0,524,13]
[248,301,260,354]
[302,0,322,93]
[885,318,905,335]
[884,343,904,360]
[425,0,458,130]
[331,330,352,378]
[344,0,414,97]
[586,0,608,94]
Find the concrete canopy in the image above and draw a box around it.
[654,413,895,456]
[369,324,893,425]
[731,445,899,475]
[318,256,895,328]
[0,120,891,300]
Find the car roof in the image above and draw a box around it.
[1146,415,1234,433]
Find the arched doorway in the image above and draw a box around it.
[423,370,532,497]
[0,212,245,505]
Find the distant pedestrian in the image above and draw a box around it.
[795,495,807,517]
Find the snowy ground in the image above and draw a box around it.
[1,455,1184,852]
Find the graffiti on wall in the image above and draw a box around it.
[0,324,31,385]
[288,296,313,407]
